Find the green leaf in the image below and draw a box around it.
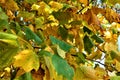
[18,72,33,80]
[116,72,120,76]
[58,26,68,40]
[52,11,71,25]
[83,26,92,34]
[50,35,73,52]
[83,35,94,54]
[38,50,52,57]
[0,32,17,40]
[110,51,118,59]
[0,48,19,70]
[91,34,104,43]
[9,21,21,34]
[0,7,8,20]
[110,76,120,80]
[35,17,44,29]
[25,27,42,44]
[110,51,120,62]
[76,53,86,63]
[52,54,74,80]
[0,31,18,48]
[18,11,35,20]
[70,20,82,25]
[0,32,19,70]
[0,7,9,29]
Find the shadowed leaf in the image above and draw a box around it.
[52,54,74,80]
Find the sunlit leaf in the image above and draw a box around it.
[44,55,56,80]
[115,60,120,71]
[25,27,42,44]
[107,0,120,5]
[110,76,120,80]
[57,45,66,58]
[52,54,74,80]
[104,42,117,52]
[74,66,98,80]
[38,2,52,16]
[50,35,73,52]
[1,0,19,11]
[95,66,106,79]
[14,50,39,72]
[49,1,63,12]
[0,32,19,70]
[0,32,17,40]
[17,11,35,21]
[78,0,88,6]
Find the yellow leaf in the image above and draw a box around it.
[95,66,106,79]
[74,66,98,80]
[38,2,52,16]
[57,45,66,59]
[78,0,88,6]
[115,60,120,71]
[1,0,19,11]
[104,42,117,52]
[43,56,56,80]
[14,50,39,72]
[49,1,63,12]
[31,4,40,10]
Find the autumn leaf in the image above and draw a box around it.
[107,0,120,5]
[74,66,98,80]
[25,0,37,4]
[0,0,19,11]
[78,0,88,6]
[49,1,63,12]
[52,11,71,25]
[14,50,39,72]
[0,0,120,79]
[57,45,66,58]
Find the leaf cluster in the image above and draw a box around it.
[0,0,120,80]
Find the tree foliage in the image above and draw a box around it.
[0,0,120,80]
